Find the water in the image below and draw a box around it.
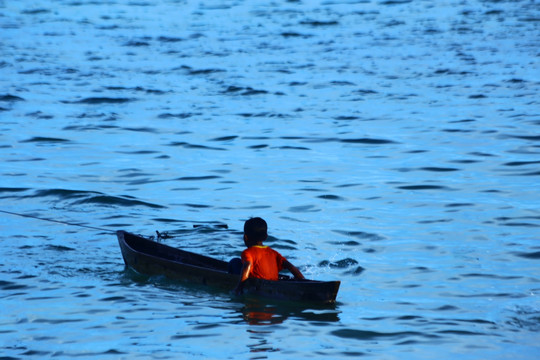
[1,0,539,358]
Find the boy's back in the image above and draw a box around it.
[241,245,286,281]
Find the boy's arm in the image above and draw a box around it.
[283,260,305,279]
[235,261,252,294]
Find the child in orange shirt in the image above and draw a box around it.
[235,217,304,294]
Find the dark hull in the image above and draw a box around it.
[117,230,340,304]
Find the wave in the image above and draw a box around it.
[71,195,165,209]
[5,188,166,209]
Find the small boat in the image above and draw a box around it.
[117,230,340,304]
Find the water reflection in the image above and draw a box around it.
[240,297,340,326]
[241,298,288,325]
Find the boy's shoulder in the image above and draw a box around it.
[244,245,268,251]
[243,245,275,255]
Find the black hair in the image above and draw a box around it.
[243,217,268,246]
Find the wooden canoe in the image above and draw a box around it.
[117,230,340,304]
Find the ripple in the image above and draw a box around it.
[0,94,24,102]
[158,112,199,119]
[445,203,474,207]
[515,251,540,260]
[175,65,226,76]
[500,221,540,227]
[460,273,522,280]
[222,85,270,96]
[436,329,487,336]
[506,306,540,332]
[100,296,128,302]
[171,333,219,340]
[183,203,211,209]
[64,97,135,104]
[0,187,30,194]
[355,89,378,95]
[451,292,527,299]
[503,160,540,166]
[328,240,360,246]
[32,318,85,324]
[0,280,32,291]
[5,157,45,162]
[157,36,184,42]
[334,116,360,121]
[238,112,289,118]
[71,195,165,209]
[496,216,540,228]
[25,110,54,119]
[117,150,160,155]
[44,245,75,252]
[510,135,540,142]
[248,144,268,149]
[398,185,451,190]
[20,137,70,143]
[281,32,313,38]
[121,127,158,133]
[30,189,100,199]
[275,145,310,150]
[176,175,221,181]
[419,167,460,172]
[104,86,168,95]
[210,135,238,141]
[288,205,320,213]
[333,230,384,241]
[124,38,151,47]
[300,20,339,27]
[317,194,345,200]
[340,138,397,145]
[469,94,487,99]
[331,328,427,341]
[169,142,225,151]
[21,350,52,356]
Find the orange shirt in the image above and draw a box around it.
[241,245,286,281]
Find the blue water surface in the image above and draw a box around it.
[1,0,539,359]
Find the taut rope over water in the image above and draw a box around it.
[1,209,226,239]
[0,209,116,234]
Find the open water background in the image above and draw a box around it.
[1,0,539,359]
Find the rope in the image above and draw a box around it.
[1,209,226,238]
[0,209,116,234]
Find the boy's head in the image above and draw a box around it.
[243,217,268,247]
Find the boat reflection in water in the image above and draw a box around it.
[240,296,341,326]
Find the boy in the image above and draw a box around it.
[235,217,304,294]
